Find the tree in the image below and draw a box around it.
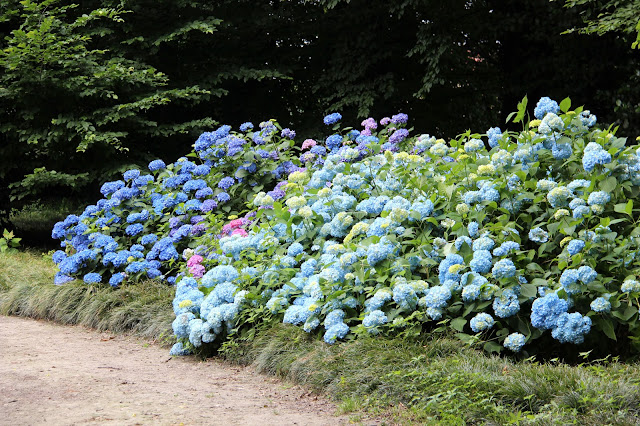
[0,0,217,210]
[560,0,640,48]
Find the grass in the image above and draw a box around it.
[223,325,640,424]
[2,250,640,424]
[0,250,175,343]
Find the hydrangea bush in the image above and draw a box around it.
[51,98,640,356]
[50,120,304,286]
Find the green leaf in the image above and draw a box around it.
[559,97,571,113]
[600,176,617,193]
[483,341,503,354]
[513,95,528,123]
[455,333,474,344]
[600,319,617,341]
[520,284,538,299]
[450,317,467,332]
[619,305,638,321]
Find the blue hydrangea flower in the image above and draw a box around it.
[123,169,141,181]
[148,159,166,171]
[389,129,409,144]
[566,239,585,255]
[493,288,520,318]
[323,112,342,125]
[52,250,67,264]
[324,322,349,344]
[578,265,597,284]
[486,127,503,148]
[287,242,304,257]
[470,313,495,332]
[590,297,611,313]
[462,284,481,302]
[468,221,479,237]
[363,310,388,331]
[438,254,464,283]
[391,113,408,124]
[472,236,495,251]
[559,269,582,294]
[551,312,592,344]
[83,272,102,284]
[455,236,473,251]
[421,286,451,309]
[201,265,239,287]
[464,138,484,152]
[218,177,235,190]
[531,293,569,329]
[573,205,591,219]
[366,240,395,266]
[551,142,572,160]
[582,143,612,172]
[109,273,124,287]
[54,272,74,285]
[393,283,418,310]
[621,280,640,293]
[125,224,144,236]
[492,259,516,279]
[534,97,560,119]
[365,289,393,312]
[217,192,231,202]
[492,241,520,257]
[503,333,526,352]
[547,186,572,208]
[169,342,192,356]
[239,122,254,132]
[470,250,492,274]
[100,180,125,196]
[587,191,611,206]
[326,134,343,150]
[528,227,549,243]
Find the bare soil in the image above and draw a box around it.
[0,315,351,426]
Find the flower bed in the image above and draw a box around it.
[51,97,640,356]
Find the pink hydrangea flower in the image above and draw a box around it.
[231,228,248,237]
[302,139,317,150]
[189,264,205,278]
[186,254,203,267]
[380,117,391,126]
[229,219,244,229]
[361,117,377,130]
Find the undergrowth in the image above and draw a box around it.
[222,324,640,424]
[2,250,640,424]
[0,250,174,342]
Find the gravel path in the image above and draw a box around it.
[0,315,349,425]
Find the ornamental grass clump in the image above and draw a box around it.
[51,99,640,357]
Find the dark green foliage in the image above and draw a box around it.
[562,0,640,48]
[3,0,640,243]
[0,0,211,211]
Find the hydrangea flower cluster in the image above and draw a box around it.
[50,119,308,287]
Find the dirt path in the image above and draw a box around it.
[0,316,351,426]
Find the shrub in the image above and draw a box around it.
[52,98,640,357]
